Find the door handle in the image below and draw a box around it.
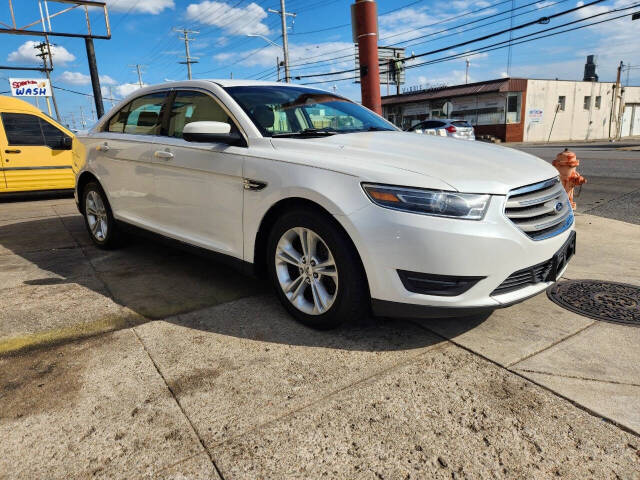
[4,149,21,154]
[97,143,110,152]
[154,150,174,160]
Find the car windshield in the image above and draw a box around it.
[224,85,397,137]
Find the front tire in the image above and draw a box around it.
[82,181,123,249]
[267,208,369,329]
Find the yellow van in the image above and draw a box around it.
[0,95,76,194]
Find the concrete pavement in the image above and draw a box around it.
[1,197,640,479]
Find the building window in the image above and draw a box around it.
[506,93,521,124]
[595,96,601,109]
[584,96,591,110]
[558,96,566,111]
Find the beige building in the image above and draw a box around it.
[382,77,640,143]
[525,79,640,142]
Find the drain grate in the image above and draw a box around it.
[547,280,640,326]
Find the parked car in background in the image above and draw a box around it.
[407,119,476,141]
[0,95,77,195]
[75,80,574,329]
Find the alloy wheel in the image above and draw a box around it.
[86,190,108,241]
[274,227,339,315]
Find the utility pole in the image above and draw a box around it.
[352,0,381,114]
[269,0,295,83]
[69,112,77,130]
[609,61,622,141]
[79,106,87,129]
[34,40,61,121]
[465,58,470,84]
[174,28,199,80]
[108,86,116,107]
[128,64,145,87]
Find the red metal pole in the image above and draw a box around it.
[353,0,381,114]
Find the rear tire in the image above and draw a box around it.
[267,208,369,329]
[82,181,123,249]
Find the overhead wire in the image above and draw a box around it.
[286,0,570,74]
[293,0,607,80]
[300,5,639,85]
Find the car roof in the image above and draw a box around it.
[207,79,304,88]
[0,95,43,113]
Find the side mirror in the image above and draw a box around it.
[59,136,73,150]
[183,121,243,145]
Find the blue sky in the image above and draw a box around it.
[1,0,638,127]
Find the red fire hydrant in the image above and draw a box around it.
[552,149,586,210]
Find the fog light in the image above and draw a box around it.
[397,270,484,296]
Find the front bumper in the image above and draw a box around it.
[338,196,575,316]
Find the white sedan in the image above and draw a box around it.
[75,80,575,329]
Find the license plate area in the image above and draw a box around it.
[551,231,576,281]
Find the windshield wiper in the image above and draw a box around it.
[271,128,338,138]
[341,126,396,134]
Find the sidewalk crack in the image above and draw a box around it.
[506,321,596,368]
[407,319,640,439]
[131,328,226,480]
[209,336,448,450]
[515,368,640,388]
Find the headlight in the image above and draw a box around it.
[362,183,490,220]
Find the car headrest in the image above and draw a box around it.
[138,111,158,127]
[251,105,275,129]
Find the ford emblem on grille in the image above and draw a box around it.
[555,202,564,213]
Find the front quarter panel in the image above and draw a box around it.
[242,152,369,263]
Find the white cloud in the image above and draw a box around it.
[114,83,146,97]
[59,71,90,85]
[100,75,118,85]
[101,82,146,101]
[186,1,269,35]
[8,41,75,65]
[102,0,174,14]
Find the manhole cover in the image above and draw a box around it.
[547,280,640,326]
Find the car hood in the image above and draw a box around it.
[270,131,558,195]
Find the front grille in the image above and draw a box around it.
[504,177,573,240]
[492,258,555,295]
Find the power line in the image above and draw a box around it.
[52,84,121,103]
[289,0,428,36]
[285,0,556,71]
[287,0,569,74]
[301,6,639,86]
[294,0,607,80]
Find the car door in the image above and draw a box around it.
[89,92,167,226]
[150,89,246,258]
[0,111,74,192]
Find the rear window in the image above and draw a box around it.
[452,121,472,127]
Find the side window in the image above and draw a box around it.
[558,96,566,111]
[168,91,231,138]
[107,103,131,133]
[40,119,70,149]
[123,92,166,136]
[1,113,45,146]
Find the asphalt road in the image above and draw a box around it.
[511,140,640,225]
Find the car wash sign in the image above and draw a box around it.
[9,78,52,97]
